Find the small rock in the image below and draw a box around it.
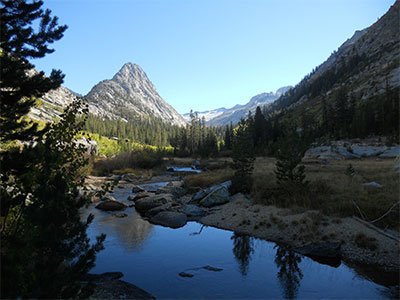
[203,265,223,272]
[167,167,174,172]
[127,195,136,201]
[178,272,194,278]
[95,200,127,211]
[133,191,155,201]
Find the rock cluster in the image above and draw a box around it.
[125,180,233,228]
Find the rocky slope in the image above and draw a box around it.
[29,84,77,122]
[184,86,291,127]
[268,1,399,115]
[85,63,186,126]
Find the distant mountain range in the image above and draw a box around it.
[184,86,291,127]
[31,1,399,131]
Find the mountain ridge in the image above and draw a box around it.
[186,86,291,126]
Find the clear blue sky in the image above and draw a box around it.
[33,0,395,114]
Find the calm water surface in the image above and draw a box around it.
[83,187,397,299]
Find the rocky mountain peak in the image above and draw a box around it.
[85,63,186,126]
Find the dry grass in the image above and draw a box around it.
[184,168,234,188]
[250,157,399,230]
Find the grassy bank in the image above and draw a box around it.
[251,157,399,230]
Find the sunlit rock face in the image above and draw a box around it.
[86,62,187,126]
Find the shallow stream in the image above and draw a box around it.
[82,186,397,299]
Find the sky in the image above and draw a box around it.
[33,0,395,114]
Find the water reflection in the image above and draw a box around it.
[82,206,154,252]
[274,246,304,300]
[231,233,254,276]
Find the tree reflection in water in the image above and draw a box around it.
[274,245,304,300]
[231,232,254,276]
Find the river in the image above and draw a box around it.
[81,186,397,299]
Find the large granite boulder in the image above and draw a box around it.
[150,211,187,228]
[95,200,127,211]
[199,186,230,207]
[135,193,173,212]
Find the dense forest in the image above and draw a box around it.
[84,111,225,157]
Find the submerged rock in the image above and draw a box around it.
[200,186,230,208]
[178,272,194,278]
[95,200,127,211]
[150,211,187,228]
[203,265,223,272]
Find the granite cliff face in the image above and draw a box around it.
[85,63,186,126]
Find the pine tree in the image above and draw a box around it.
[230,119,255,194]
[0,0,67,141]
[0,1,107,297]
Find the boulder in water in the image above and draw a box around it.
[150,211,187,228]
[95,200,127,211]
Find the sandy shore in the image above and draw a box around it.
[199,194,400,273]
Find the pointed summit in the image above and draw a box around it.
[85,63,186,126]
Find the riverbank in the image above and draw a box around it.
[198,194,399,273]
